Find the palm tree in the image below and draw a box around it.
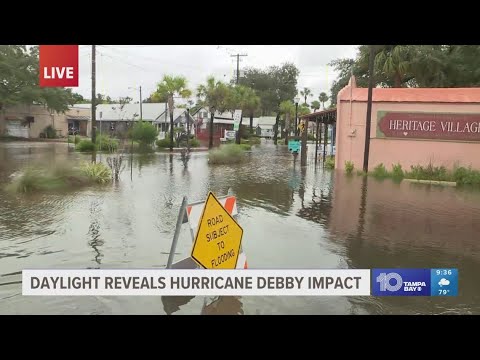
[279,100,295,144]
[311,100,321,112]
[319,92,329,110]
[357,45,413,88]
[197,77,231,149]
[300,87,313,105]
[152,75,192,151]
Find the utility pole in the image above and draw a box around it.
[363,45,375,173]
[91,45,97,146]
[231,54,247,84]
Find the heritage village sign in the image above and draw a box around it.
[377,111,480,142]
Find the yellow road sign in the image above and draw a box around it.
[191,192,243,269]
[298,120,305,132]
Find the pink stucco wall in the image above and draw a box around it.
[335,82,480,171]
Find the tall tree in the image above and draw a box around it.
[310,100,321,112]
[239,63,299,119]
[228,85,260,141]
[318,93,329,109]
[279,100,295,144]
[197,77,231,149]
[328,45,480,104]
[152,75,192,151]
[300,87,313,105]
[0,45,75,112]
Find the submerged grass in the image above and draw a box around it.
[360,162,480,187]
[208,144,247,165]
[5,161,112,193]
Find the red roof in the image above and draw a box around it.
[339,87,480,103]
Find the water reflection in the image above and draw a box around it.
[201,296,244,315]
[2,142,480,314]
[161,296,244,315]
[87,200,104,266]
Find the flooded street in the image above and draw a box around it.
[1,141,480,314]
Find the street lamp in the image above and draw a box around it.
[294,96,300,136]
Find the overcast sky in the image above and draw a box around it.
[76,45,358,107]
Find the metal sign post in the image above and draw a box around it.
[166,193,246,270]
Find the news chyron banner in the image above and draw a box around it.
[22,268,458,297]
[39,45,79,87]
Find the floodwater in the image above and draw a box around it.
[1,141,480,315]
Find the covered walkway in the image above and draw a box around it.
[299,108,337,164]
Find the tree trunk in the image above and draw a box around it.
[273,112,280,145]
[249,112,253,134]
[394,72,402,87]
[285,113,290,145]
[168,95,174,152]
[209,112,214,149]
[236,116,243,144]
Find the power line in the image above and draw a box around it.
[100,45,206,72]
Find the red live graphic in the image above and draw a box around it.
[39,45,79,87]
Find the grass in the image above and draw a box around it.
[5,162,112,194]
[371,163,389,179]
[239,144,252,151]
[157,137,202,149]
[80,162,112,183]
[208,144,247,165]
[96,135,119,152]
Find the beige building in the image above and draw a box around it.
[0,104,91,138]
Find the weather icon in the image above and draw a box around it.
[439,278,450,287]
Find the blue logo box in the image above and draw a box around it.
[372,269,431,296]
[430,269,458,296]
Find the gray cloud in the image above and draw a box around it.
[76,45,358,107]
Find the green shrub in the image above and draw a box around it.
[325,156,335,170]
[453,166,480,186]
[356,169,367,176]
[131,121,158,145]
[80,162,112,183]
[43,125,57,139]
[405,163,450,181]
[372,163,389,179]
[209,144,246,165]
[307,133,316,141]
[76,139,95,152]
[189,138,201,148]
[391,163,404,180]
[156,138,174,148]
[96,135,119,152]
[345,161,354,175]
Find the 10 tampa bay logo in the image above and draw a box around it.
[372,269,431,296]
